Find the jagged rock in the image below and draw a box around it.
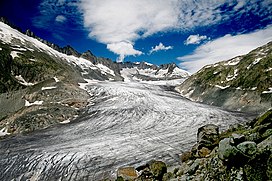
[197,124,219,147]
[232,133,245,145]
[237,141,257,157]
[218,138,239,162]
[117,167,138,181]
[149,160,167,180]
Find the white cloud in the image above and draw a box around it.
[107,42,143,62]
[78,0,271,61]
[178,26,272,73]
[149,43,173,54]
[55,15,67,23]
[185,34,208,45]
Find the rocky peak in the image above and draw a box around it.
[61,45,81,57]
[25,29,35,38]
[81,50,96,64]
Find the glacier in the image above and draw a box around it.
[0,80,253,180]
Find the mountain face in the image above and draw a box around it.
[0,20,189,137]
[176,42,272,114]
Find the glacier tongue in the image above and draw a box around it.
[0,81,252,180]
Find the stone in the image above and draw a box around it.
[197,124,219,147]
[186,159,201,175]
[117,167,138,181]
[149,160,167,180]
[257,135,272,152]
[236,141,257,157]
[232,133,245,145]
[180,150,192,162]
[218,138,239,162]
[198,147,212,158]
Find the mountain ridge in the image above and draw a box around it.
[176,41,272,114]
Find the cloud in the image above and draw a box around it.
[178,26,272,73]
[149,43,173,54]
[107,42,143,62]
[79,0,271,61]
[55,15,67,23]
[185,34,208,45]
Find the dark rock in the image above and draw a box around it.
[236,141,257,157]
[149,160,167,180]
[197,124,219,148]
[232,133,246,145]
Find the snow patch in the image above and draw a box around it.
[251,87,257,90]
[252,58,261,65]
[224,57,241,66]
[264,67,272,72]
[0,127,10,137]
[226,69,238,81]
[60,119,71,124]
[215,85,230,89]
[10,51,20,59]
[53,77,60,82]
[262,88,272,94]
[41,86,57,91]
[0,48,2,51]
[96,64,115,76]
[15,75,34,86]
[25,100,43,107]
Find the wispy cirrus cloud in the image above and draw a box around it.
[178,26,272,73]
[149,43,173,54]
[185,34,208,45]
[79,0,271,61]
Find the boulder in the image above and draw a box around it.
[232,133,245,145]
[198,147,212,158]
[236,141,257,157]
[218,138,239,162]
[117,167,138,181]
[180,150,192,162]
[197,124,219,147]
[149,160,167,180]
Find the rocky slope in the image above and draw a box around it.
[176,42,272,114]
[116,109,272,181]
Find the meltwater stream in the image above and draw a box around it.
[0,81,252,180]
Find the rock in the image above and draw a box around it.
[162,172,174,181]
[232,133,245,145]
[198,147,212,158]
[180,150,192,162]
[218,138,239,162]
[137,170,153,181]
[186,159,201,175]
[117,167,138,181]
[236,141,257,157]
[257,135,272,152]
[197,124,219,147]
[149,160,167,180]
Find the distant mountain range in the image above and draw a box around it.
[176,41,272,114]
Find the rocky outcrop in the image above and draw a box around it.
[176,41,272,114]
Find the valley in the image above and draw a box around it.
[0,80,252,180]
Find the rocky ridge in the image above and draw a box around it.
[176,41,272,114]
[116,109,272,181]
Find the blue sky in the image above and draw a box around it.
[0,0,271,72]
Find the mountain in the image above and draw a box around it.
[176,42,272,114]
[120,61,190,82]
[0,20,189,137]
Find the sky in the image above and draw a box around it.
[0,0,271,73]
